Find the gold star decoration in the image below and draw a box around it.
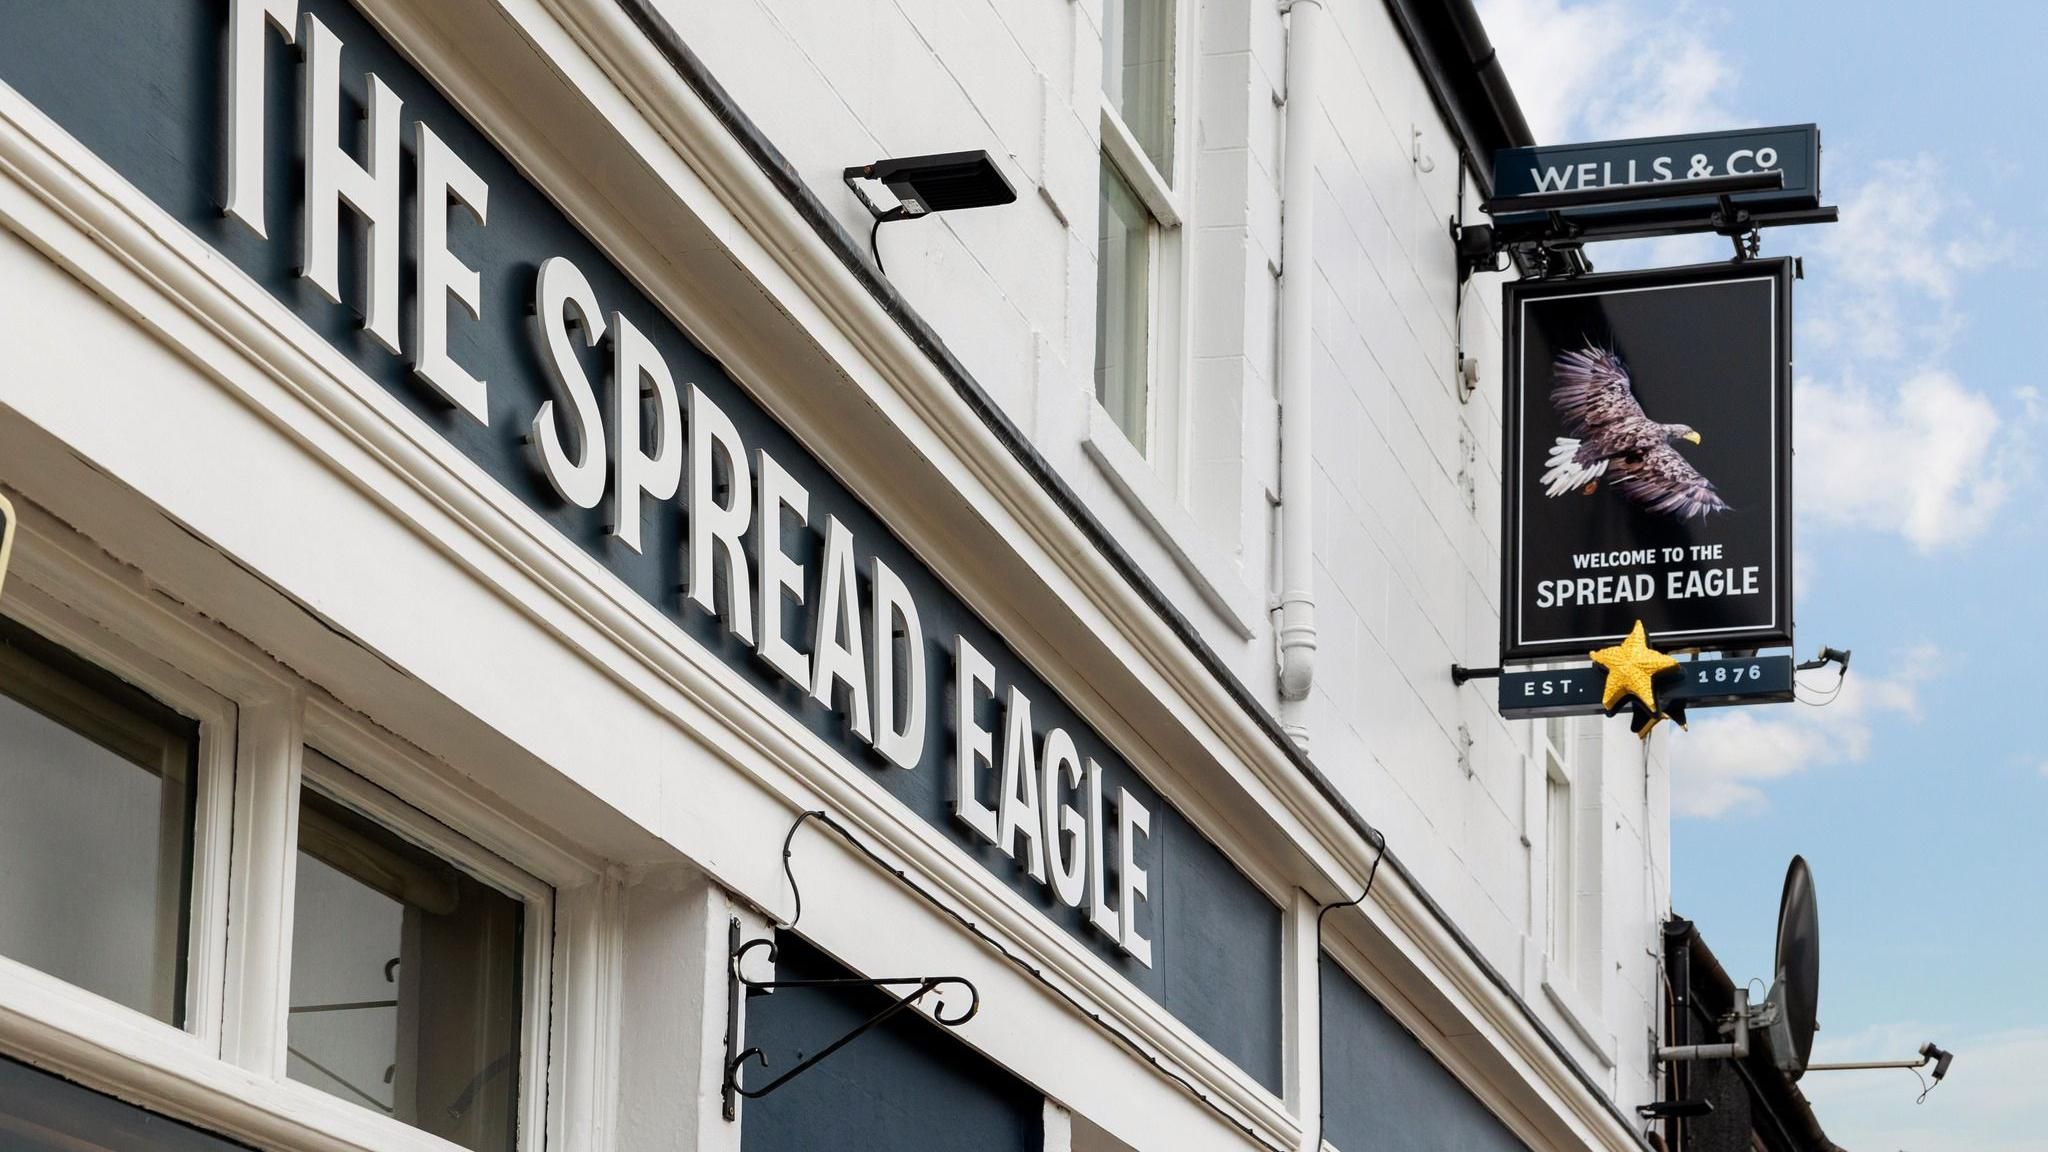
[1589,620,1678,714]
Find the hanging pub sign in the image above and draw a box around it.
[1500,259,1794,663]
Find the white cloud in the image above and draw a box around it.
[1477,0,1734,142]
[1673,652,1929,818]
[1798,370,2018,552]
[1801,1023,2048,1152]
[1794,158,2030,552]
[1804,156,2002,363]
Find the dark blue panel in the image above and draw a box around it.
[0,1055,254,1150]
[0,0,1284,1089]
[740,933,1042,1152]
[1321,954,1529,1152]
[1161,807,1285,1090]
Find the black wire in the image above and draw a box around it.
[869,217,886,275]
[774,808,1290,1152]
[1308,827,1390,1152]
[1792,666,1848,708]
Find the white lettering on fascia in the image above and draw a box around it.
[230,6,492,404]
[215,25,1173,963]
[996,686,1048,883]
[1086,758,1119,941]
[687,383,755,645]
[754,450,811,687]
[1040,728,1086,909]
[1117,787,1153,967]
[870,557,925,770]
[223,0,297,236]
[300,13,403,354]
[414,123,490,422]
[531,257,607,509]
[810,515,874,744]
[952,635,1002,845]
[607,314,683,553]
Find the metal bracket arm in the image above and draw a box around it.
[1658,988,1753,1063]
[720,925,979,1120]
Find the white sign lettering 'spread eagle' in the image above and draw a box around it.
[1539,344,1730,520]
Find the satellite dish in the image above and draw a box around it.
[1765,855,1820,1079]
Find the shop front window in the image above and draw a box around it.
[0,616,198,1026]
[288,754,526,1152]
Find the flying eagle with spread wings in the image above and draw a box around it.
[1539,344,1729,520]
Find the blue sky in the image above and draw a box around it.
[1480,2,2048,1147]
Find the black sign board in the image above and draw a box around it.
[1500,655,1794,719]
[1501,260,1793,663]
[1492,125,1820,240]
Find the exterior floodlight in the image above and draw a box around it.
[842,151,1017,272]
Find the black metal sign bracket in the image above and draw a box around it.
[720,919,979,1120]
[1459,168,1838,281]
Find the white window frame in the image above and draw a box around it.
[1093,0,1195,487]
[1538,716,1576,974]
[0,489,602,1152]
[0,564,237,1059]
[1530,714,1614,1065]
[289,740,555,1150]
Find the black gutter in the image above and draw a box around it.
[1381,0,1536,197]
[606,1,1645,1145]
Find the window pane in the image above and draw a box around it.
[1546,777,1572,964]
[1102,0,1174,174]
[1544,716,1569,760]
[289,772,524,1152]
[0,616,197,1026]
[1095,158,1151,452]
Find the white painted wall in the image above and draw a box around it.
[660,0,1671,1123]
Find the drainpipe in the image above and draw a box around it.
[1276,0,1322,748]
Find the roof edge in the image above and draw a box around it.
[1680,919,1846,1152]
[1380,0,1536,195]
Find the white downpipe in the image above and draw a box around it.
[1276,0,1322,747]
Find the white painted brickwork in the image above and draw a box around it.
[660,0,1668,1123]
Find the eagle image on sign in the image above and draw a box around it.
[1539,344,1730,521]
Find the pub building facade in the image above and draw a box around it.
[0,1,1680,1151]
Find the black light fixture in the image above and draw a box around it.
[842,150,1016,272]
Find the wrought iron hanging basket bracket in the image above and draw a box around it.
[720,919,980,1120]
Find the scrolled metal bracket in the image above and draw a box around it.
[720,920,979,1120]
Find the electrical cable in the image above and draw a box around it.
[1791,659,1849,707]
[770,809,1292,1152]
[1306,827,1391,1152]
[869,217,887,276]
[1792,670,1846,707]
[1911,1064,1943,1105]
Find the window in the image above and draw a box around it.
[1094,0,1185,460]
[0,493,575,1152]
[0,615,201,1026]
[1540,717,1576,970]
[289,751,538,1152]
